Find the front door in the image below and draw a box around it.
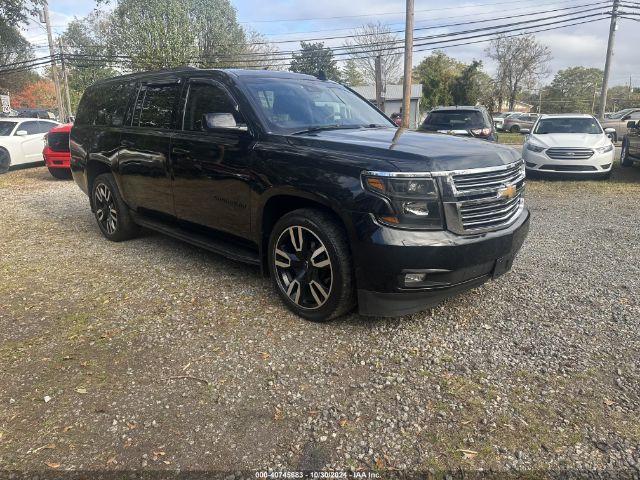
[15,120,58,164]
[117,82,181,219]
[171,78,253,238]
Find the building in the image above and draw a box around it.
[499,100,533,113]
[351,84,423,128]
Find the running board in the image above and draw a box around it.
[131,213,261,266]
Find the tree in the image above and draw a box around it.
[1,0,42,27]
[451,60,485,106]
[543,66,603,113]
[59,11,119,110]
[11,79,56,109]
[0,22,37,96]
[109,0,248,71]
[413,51,465,110]
[342,59,365,86]
[289,42,341,81]
[486,35,551,111]
[343,22,401,87]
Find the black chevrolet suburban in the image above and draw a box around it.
[70,68,530,321]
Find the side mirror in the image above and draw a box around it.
[604,127,617,139]
[204,113,247,131]
[15,130,28,136]
[626,121,637,129]
[520,128,531,134]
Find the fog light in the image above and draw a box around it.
[405,273,428,285]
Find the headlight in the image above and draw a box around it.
[525,142,545,153]
[362,174,443,230]
[596,144,614,154]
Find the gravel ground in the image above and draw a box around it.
[1,158,640,477]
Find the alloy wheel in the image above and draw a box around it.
[94,183,118,235]
[273,226,333,310]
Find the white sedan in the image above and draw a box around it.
[0,118,60,173]
[523,114,615,178]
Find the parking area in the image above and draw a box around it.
[1,158,640,473]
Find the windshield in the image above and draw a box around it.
[534,118,603,134]
[422,110,488,131]
[0,121,17,136]
[242,79,392,133]
[607,109,634,120]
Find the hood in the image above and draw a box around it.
[529,133,609,149]
[286,127,520,172]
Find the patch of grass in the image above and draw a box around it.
[497,132,525,145]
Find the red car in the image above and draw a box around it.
[43,123,72,179]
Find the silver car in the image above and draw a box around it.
[601,109,640,142]
[502,113,539,133]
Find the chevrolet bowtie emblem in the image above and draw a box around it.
[498,185,517,200]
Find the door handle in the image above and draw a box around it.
[120,140,134,148]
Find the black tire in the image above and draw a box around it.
[48,167,72,180]
[509,125,521,133]
[620,139,633,167]
[91,173,139,242]
[0,148,10,174]
[268,208,356,322]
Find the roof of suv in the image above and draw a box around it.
[92,67,318,86]
[538,114,596,119]
[430,106,486,111]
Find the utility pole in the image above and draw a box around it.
[538,88,543,113]
[374,55,384,111]
[598,0,620,120]
[43,1,65,122]
[401,0,414,128]
[58,39,73,120]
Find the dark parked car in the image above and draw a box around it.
[419,106,497,142]
[70,68,530,321]
[621,119,640,167]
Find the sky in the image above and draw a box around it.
[19,0,640,88]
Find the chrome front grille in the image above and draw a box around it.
[436,160,526,234]
[545,148,594,160]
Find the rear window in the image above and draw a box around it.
[75,82,136,127]
[422,110,489,131]
[48,131,70,152]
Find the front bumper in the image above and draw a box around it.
[350,209,530,317]
[523,148,614,175]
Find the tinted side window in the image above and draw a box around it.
[136,84,179,129]
[183,82,240,132]
[36,121,57,133]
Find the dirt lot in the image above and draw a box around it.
[1,159,640,476]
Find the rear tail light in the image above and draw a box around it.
[470,128,492,137]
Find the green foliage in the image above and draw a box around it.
[289,42,341,82]
[0,21,37,95]
[413,52,466,110]
[0,0,43,27]
[342,59,365,87]
[451,60,485,106]
[542,66,603,113]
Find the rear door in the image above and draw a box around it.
[629,115,640,157]
[171,77,253,237]
[118,81,181,219]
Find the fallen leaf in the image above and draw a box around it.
[604,398,615,406]
[339,419,348,427]
[458,449,478,460]
[75,388,87,395]
[163,460,171,465]
[259,351,270,360]
[127,422,137,430]
[153,451,166,457]
[374,457,385,469]
[274,408,284,421]
[45,462,60,469]
[106,456,117,465]
[44,444,55,450]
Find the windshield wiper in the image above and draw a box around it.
[291,125,363,135]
